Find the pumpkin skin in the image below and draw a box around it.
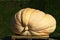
[12,8,56,36]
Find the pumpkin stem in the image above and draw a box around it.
[25,26,29,31]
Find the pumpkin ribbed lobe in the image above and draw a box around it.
[28,10,45,31]
[22,8,35,26]
[14,9,25,34]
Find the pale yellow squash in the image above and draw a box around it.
[12,8,56,37]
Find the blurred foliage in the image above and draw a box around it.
[0,0,60,38]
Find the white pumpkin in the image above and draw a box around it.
[12,8,56,37]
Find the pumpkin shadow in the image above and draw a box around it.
[2,36,11,40]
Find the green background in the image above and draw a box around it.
[0,0,60,38]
